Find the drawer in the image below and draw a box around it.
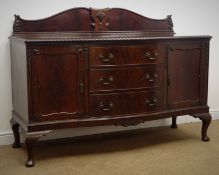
[90,66,164,92]
[90,90,164,117]
[89,45,165,66]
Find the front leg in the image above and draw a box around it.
[193,113,212,141]
[25,131,51,167]
[25,134,41,167]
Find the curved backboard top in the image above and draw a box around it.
[13,8,174,36]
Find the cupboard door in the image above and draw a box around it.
[29,45,87,121]
[167,43,205,108]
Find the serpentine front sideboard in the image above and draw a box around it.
[9,7,212,167]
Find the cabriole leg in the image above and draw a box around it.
[193,113,212,142]
[24,131,51,167]
[10,119,21,148]
[171,116,177,128]
[25,134,41,167]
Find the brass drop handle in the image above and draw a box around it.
[146,97,157,106]
[99,101,113,111]
[99,76,114,85]
[145,73,158,82]
[99,53,114,63]
[144,50,158,60]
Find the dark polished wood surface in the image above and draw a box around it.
[90,90,164,117]
[167,43,206,108]
[89,66,164,92]
[89,45,165,66]
[9,7,212,167]
[13,8,174,35]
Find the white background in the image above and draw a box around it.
[0,0,219,144]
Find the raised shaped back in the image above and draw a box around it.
[13,8,174,36]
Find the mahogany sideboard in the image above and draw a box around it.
[9,8,212,167]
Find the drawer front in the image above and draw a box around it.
[89,45,164,66]
[90,66,164,92]
[90,90,164,117]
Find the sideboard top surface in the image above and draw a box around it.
[10,32,211,43]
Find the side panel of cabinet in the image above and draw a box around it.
[10,41,29,122]
[28,45,88,121]
[167,43,207,109]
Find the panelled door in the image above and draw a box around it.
[167,43,206,109]
[29,45,88,121]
